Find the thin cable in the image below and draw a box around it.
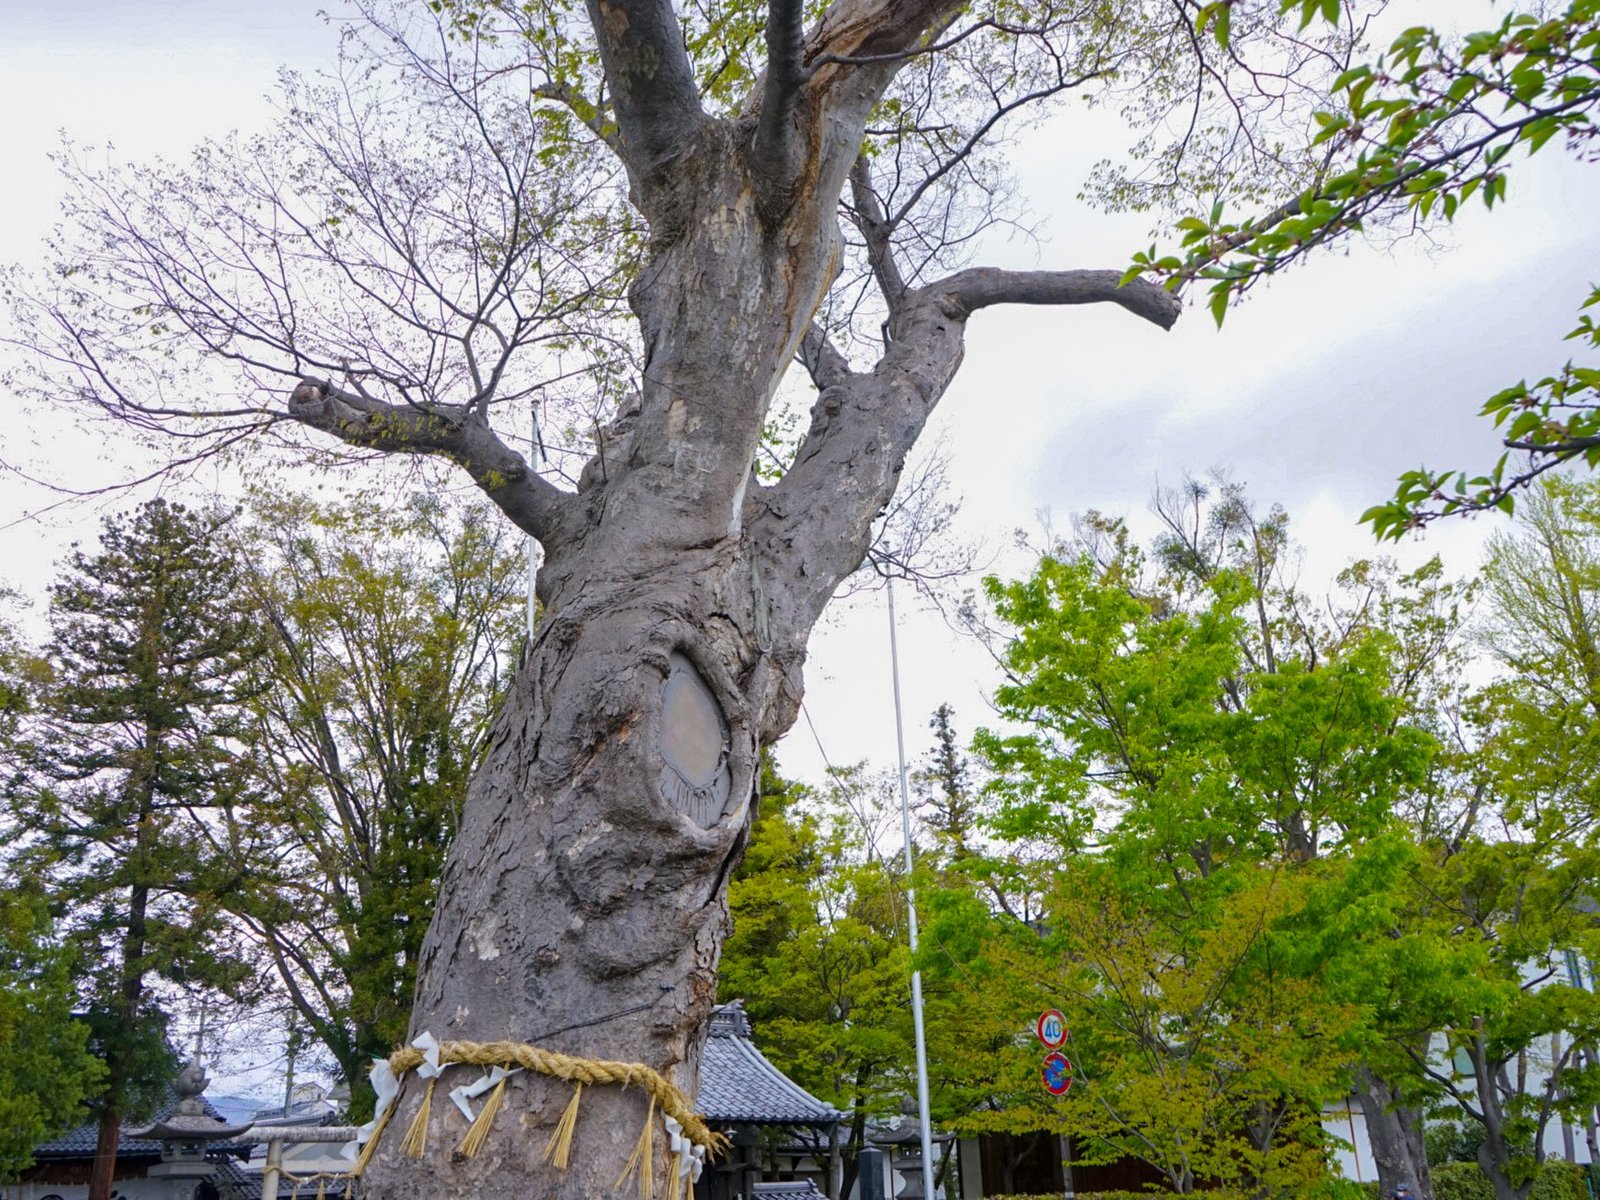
[800,700,838,777]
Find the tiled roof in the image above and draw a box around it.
[34,1088,239,1159]
[697,1004,841,1128]
[752,1183,828,1198]
[250,1102,339,1126]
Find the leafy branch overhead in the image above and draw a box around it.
[1132,0,1600,536]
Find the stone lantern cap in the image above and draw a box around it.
[125,1063,254,1142]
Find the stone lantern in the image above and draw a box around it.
[125,1063,253,1200]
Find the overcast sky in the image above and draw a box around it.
[2,0,1597,1094]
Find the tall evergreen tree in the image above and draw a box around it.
[914,703,980,862]
[5,499,263,1200]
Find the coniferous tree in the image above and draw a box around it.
[6,499,263,1200]
[914,703,981,862]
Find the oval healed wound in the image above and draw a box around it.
[661,652,726,787]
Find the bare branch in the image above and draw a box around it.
[286,379,572,543]
[937,267,1182,330]
[849,154,907,305]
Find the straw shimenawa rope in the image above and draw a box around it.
[352,1038,726,1178]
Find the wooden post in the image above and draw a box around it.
[262,1139,283,1200]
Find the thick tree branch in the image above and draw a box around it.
[936,267,1182,330]
[799,322,853,390]
[752,0,808,204]
[584,0,705,177]
[848,154,907,305]
[286,379,571,544]
[763,266,1182,620]
[804,0,964,77]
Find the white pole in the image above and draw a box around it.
[526,535,537,641]
[262,1139,283,1200]
[888,573,938,1200]
[528,400,541,642]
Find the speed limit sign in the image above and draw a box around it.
[1036,1009,1068,1049]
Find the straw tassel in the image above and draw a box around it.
[457,1071,510,1159]
[398,1077,438,1158]
[315,1178,326,1200]
[349,1099,396,1178]
[615,1095,656,1200]
[542,1082,583,1169]
[668,1151,686,1200]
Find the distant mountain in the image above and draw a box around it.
[208,1093,270,1125]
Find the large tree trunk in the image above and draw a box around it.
[88,1112,122,1200]
[1354,1065,1433,1200]
[359,128,846,1196]
[301,7,1177,1196]
[361,536,793,1197]
[91,859,151,1200]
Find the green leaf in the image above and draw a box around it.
[1209,288,1230,328]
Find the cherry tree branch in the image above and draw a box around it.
[584,0,706,178]
[936,267,1182,329]
[799,322,853,390]
[802,0,965,94]
[286,379,572,543]
[849,154,908,306]
[752,0,809,204]
[763,264,1179,619]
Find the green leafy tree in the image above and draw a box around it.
[721,758,958,1199]
[940,860,1360,1198]
[0,879,103,1182]
[950,487,1467,1200]
[1358,839,1600,1200]
[975,551,1435,873]
[223,492,524,1105]
[4,499,264,1200]
[1473,477,1600,839]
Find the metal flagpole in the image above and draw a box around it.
[887,571,938,1199]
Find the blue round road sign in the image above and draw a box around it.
[1042,1052,1072,1095]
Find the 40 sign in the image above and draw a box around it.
[1036,1009,1068,1049]
[1042,1052,1073,1096]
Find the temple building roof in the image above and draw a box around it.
[697,1004,841,1129]
[33,1087,245,1159]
